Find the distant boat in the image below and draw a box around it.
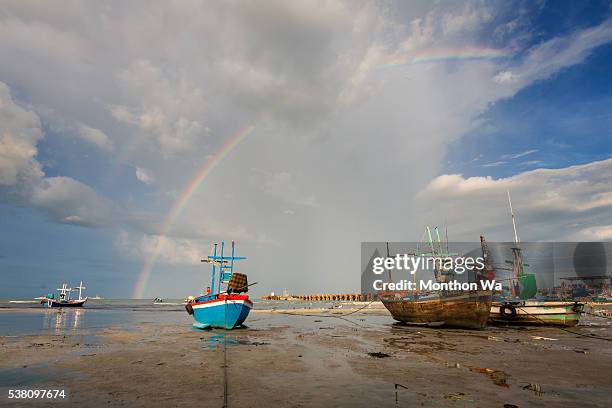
[41,281,87,308]
[90,295,104,300]
[153,298,183,306]
[185,241,253,329]
[380,228,492,329]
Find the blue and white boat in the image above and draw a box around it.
[185,241,253,329]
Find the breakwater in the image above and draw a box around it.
[261,293,377,301]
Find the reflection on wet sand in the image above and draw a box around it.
[43,308,84,334]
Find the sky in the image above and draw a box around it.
[0,0,611,299]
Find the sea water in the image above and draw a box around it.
[0,299,389,336]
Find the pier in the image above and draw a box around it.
[261,293,377,301]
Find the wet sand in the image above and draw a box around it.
[1,307,611,407]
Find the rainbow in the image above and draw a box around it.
[377,47,510,69]
[132,124,256,298]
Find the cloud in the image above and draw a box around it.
[500,149,538,160]
[135,167,154,185]
[494,17,612,92]
[29,176,115,227]
[0,81,115,227]
[0,82,44,187]
[482,161,508,167]
[115,230,201,264]
[251,169,319,207]
[418,159,612,241]
[493,70,518,84]
[570,225,612,241]
[77,125,113,151]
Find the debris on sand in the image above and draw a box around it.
[523,383,544,396]
[367,352,390,358]
[469,366,509,387]
[444,392,466,401]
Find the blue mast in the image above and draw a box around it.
[206,240,246,296]
[210,243,218,295]
[217,241,225,293]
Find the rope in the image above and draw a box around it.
[516,306,612,342]
[272,300,377,327]
[583,310,612,320]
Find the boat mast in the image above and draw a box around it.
[203,241,247,297]
[218,241,225,292]
[507,190,520,245]
[211,243,218,295]
[507,190,523,295]
[58,283,71,301]
[386,242,393,283]
[75,281,86,300]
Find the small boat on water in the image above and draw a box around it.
[185,241,253,329]
[41,282,87,308]
[380,228,493,329]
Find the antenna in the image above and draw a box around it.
[507,190,519,244]
[385,242,393,283]
[445,222,449,253]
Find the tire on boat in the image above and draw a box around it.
[185,302,194,315]
[499,304,517,320]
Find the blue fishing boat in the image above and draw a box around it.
[185,241,253,329]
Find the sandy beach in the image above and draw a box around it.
[1,304,611,407]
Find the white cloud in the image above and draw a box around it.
[418,159,612,241]
[501,149,538,160]
[0,82,43,187]
[0,81,116,227]
[496,17,612,91]
[78,125,113,151]
[482,161,508,167]
[493,70,518,84]
[252,169,319,208]
[135,167,154,185]
[570,225,612,241]
[115,230,201,264]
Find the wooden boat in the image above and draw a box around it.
[380,227,492,329]
[41,282,87,308]
[490,300,583,326]
[185,241,253,329]
[381,290,492,329]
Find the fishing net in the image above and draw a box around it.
[227,273,248,293]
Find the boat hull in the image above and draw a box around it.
[489,301,584,327]
[190,294,252,329]
[41,298,87,308]
[381,291,492,329]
